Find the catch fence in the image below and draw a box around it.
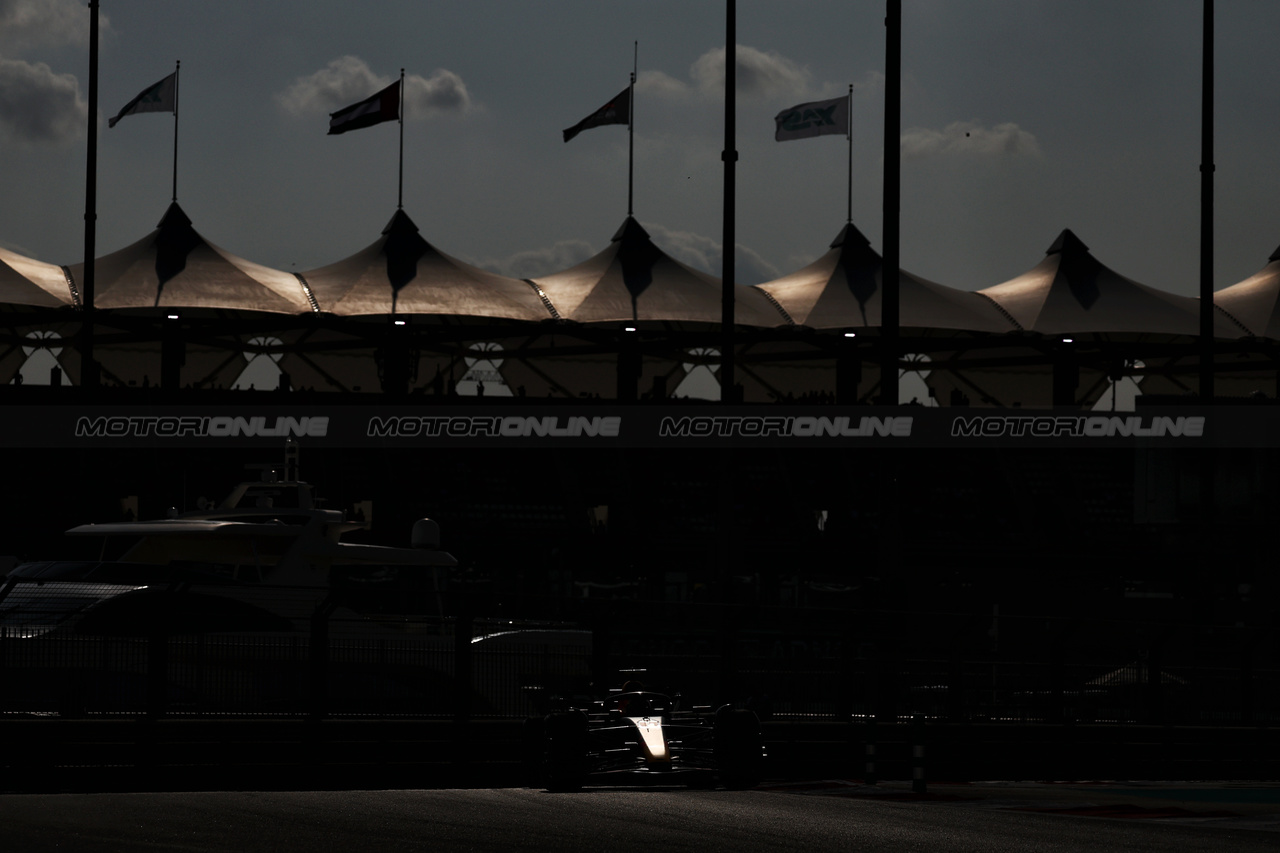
[0,586,1274,726]
[0,610,592,720]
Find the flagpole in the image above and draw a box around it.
[171,60,180,202]
[81,0,99,389]
[847,83,853,224]
[880,0,900,406]
[721,0,737,404]
[1199,0,1214,402]
[398,68,405,210]
[628,43,636,217]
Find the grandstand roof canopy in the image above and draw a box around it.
[302,209,553,320]
[756,223,1018,333]
[1210,245,1280,339]
[67,203,314,314]
[978,229,1241,337]
[531,217,787,327]
[3,211,1274,344]
[0,247,73,308]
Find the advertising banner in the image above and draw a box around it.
[0,405,1262,449]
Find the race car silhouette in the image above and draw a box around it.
[526,689,765,791]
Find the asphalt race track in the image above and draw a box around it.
[1,785,1278,853]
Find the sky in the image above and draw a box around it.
[2,0,1280,296]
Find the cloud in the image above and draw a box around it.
[0,0,100,51]
[637,46,814,102]
[690,45,811,99]
[479,239,596,279]
[735,244,784,286]
[403,68,471,115]
[277,56,472,118]
[635,69,691,99]
[0,56,85,146]
[646,223,780,286]
[900,120,1041,160]
[0,237,39,257]
[853,70,885,97]
[277,56,381,116]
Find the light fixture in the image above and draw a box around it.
[623,326,637,333]
[393,319,406,326]
[166,313,180,320]
[843,332,856,338]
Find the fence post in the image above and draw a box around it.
[947,648,964,722]
[874,650,899,726]
[1144,647,1163,724]
[1241,639,1255,726]
[454,608,473,724]
[717,603,739,705]
[1049,645,1064,724]
[453,607,474,782]
[835,628,853,720]
[863,718,877,785]
[1,582,20,712]
[309,599,334,720]
[591,612,611,696]
[146,626,168,719]
[912,714,926,794]
[0,623,6,713]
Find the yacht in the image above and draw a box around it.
[0,444,591,717]
[0,442,457,639]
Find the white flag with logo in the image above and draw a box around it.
[774,96,848,142]
[108,72,177,128]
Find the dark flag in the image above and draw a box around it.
[108,72,177,128]
[329,81,401,135]
[563,86,630,142]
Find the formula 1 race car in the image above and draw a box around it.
[525,690,765,791]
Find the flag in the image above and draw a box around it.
[563,86,630,142]
[328,81,400,135]
[108,72,177,128]
[774,95,849,142]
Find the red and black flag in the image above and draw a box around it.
[329,81,401,135]
[563,86,630,142]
